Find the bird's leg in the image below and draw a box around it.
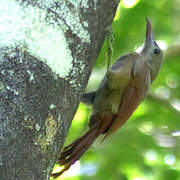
[106,28,120,90]
[81,91,96,105]
[106,27,114,74]
[106,29,131,90]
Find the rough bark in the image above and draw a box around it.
[0,0,119,179]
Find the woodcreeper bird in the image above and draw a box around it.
[52,18,163,177]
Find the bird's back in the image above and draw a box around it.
[90,52,151,135]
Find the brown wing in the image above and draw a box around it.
[103,84,140,139]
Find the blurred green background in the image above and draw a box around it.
[52,0,180,179]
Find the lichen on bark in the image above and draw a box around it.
[0,0,119,179]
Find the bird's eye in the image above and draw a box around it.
[154,48,160,55]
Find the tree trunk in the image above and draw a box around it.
[0,0,119,179]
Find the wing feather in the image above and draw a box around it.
[103,84,140,138]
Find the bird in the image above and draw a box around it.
[51,18,163,177]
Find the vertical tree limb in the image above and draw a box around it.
[0,0,119,179]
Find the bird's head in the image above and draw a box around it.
[141,18,163,81]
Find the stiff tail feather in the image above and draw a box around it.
[51,125,99,178]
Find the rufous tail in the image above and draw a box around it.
[51,124,99,178]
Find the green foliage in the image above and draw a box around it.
[54,0,180,179]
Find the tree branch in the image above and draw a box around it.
[164,43,180,60]
[0,0,120,179]
[147,94,180,116]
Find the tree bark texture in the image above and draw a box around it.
[0,0,119,179]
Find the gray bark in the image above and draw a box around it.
[0,0,119,179]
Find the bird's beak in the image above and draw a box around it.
[141,17,157,53]
[145,17,155,44]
